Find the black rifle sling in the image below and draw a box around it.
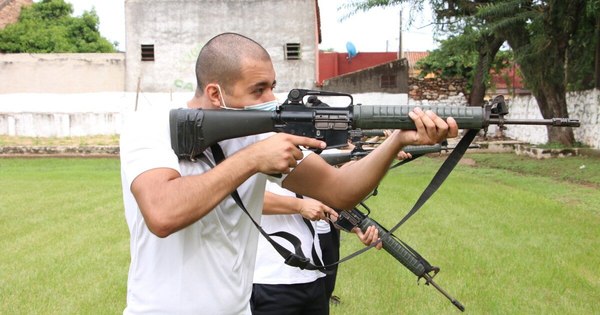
[333,129,481,265]
[209,144,328,272]
[295,193,326,268]
[208,128,477,270]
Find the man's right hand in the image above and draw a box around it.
[297,198,338,221]
[244,133,326,175]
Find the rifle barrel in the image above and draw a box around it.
[489,118,580,127]
[360,129,386,137]
[357,213,464,312]
[422,273,465,312]
[320,144,447,166]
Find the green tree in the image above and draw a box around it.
[343,0,597,146]
[0,0,116,53]
[415,26,512,100]
[478,0,591,145]
[340,0,507,107]
[565,1,600,90]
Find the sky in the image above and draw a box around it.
[318,1,439,53]
[60,0,439,53]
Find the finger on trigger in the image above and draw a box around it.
[292,134,326,150]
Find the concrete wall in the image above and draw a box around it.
[1,112,122,137]
[0,92,141,137]
[406,89,600,149]
[1,89,597,149]
[504,89,600,148]
[0,53,125,93]
[320,59,409,94]
[124,0,319,93]
[0,91,408,137]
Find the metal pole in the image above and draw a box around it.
[398,9,403,59]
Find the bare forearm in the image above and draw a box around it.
[328,135,402,207]
[336,131,404,197]
[284,131,404,209]
[262,191,301,215]
[132,151,257,237]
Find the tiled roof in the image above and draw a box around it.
[0,0,32,29]
[403,51,429,69]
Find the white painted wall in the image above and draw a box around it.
[124,0,319,93]
[0,92,190,137]
[0,92,406,137]
[504,90,599,149]
[1,90,597,150]
[0,54,125,93]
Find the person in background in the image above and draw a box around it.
[252,182,381,315]
[317,133,411,305]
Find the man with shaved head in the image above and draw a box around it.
[120,32,458,314]
[194,33,272,100]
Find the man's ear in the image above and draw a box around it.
[205,83,221,107]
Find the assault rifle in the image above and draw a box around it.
[170,89,580,160]
[321,138,467,311]
[320,140,481,166]
[169,89,580,312]
[334,206,465,311]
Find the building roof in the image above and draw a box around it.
[0,0,32,29]
[403,51,429,69]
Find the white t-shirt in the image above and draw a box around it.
[314,148,344,235]
[120,107,283,315]
[253,182,325,285]
[315,219,332,235]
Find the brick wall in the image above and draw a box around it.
[0,0,32,29]
[408,77,468,101]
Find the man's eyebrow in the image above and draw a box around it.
[248,80,276,91]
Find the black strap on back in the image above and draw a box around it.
[295,194,326,268]
[331,129,481,265]
[209,129,478,270]
[209,144,330,272]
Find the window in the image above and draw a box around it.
[284,43,301,60]
[380,74,397,88]
[141,44,155,61]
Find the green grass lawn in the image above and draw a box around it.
[0,154,598,314]
[331,154,600,314]
[0,158,128,314]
